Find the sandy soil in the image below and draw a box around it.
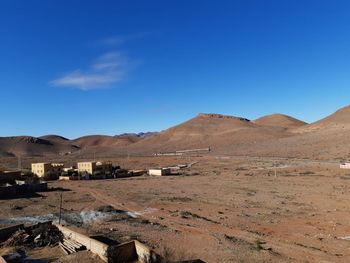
[2,156,350,262]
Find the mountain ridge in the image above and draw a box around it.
[2,106,350,159]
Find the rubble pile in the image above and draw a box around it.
[2,221,63,248]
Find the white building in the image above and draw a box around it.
[340,163,350,169]
[148,168,171,176]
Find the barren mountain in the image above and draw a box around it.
[298,105,350,132]
[0,132,155,157]
[125,108,350,159]
[72,135,141,149]
[0,136,79,157]
[254,114,307,129]
[126,113,291,154]
[220,106,350,159]
[3,106,350,159]
[39,135,71,144]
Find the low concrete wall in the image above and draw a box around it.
[54,224,168,263]
[0,171,21,184]
[27,182,48,192]
[0,183,47,199]
[112,240,161,263]
[0,186,17,199]
[135,240,158,262]
[0,224,23,242]
[59,176,70,181]
[112,241,137,262]
[55,224,109,262]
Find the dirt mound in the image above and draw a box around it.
[254,114,307,128]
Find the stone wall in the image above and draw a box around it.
[55,224,109,262]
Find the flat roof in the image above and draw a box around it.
[0,170,21,174]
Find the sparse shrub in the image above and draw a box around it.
[254,240,263,251]
[11,205,25,210]
[97,205,115,213]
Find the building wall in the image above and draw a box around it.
[0,182,47,198]
[96,162,112,174]
[32,163,50,177]
[77,161,112,175]
[31,163,63,177]
[77,162,96,174]
[0,171,21,183]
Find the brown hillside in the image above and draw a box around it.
[0,136,79,157]
[39,135,71,144]
[72,135,141,149]
[4,106,350,159]
[299,105,350,132]
[214,106,350,159]
[126,113,291,154]
[254,114,307,128]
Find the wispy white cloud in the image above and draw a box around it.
[98,32,150,46]
[51,32,149,90]
[50,52,129,90]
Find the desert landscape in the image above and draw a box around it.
[2,1,350,262]
[2,155,350,262]
[2,107,350,262]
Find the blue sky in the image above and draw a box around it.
[1,1,350,138]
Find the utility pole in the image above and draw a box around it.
[274,163,277,178]
[18,155,21,171]
[58,192,63,225]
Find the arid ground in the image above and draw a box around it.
[2,155,350,262]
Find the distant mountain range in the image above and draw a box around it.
[0,132,157,157]
[2,106,350,160]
